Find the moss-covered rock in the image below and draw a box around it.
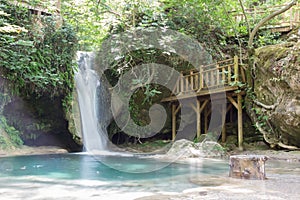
[252,30,300,147]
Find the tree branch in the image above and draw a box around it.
[248,0,297,47]
[238,0,251,38]
[96,0,121,17]
[253,100,279,110]
[255,122,299,150]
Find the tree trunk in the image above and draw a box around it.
[229,155,268,180]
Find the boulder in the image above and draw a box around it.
[166,139,227,159]
[252,30,300,147]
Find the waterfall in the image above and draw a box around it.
[75,52,109,152]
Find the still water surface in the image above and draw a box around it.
[0,153,228,199]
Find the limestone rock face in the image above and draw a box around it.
[64,90,83,145]
[253,30,300,147]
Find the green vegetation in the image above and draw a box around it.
[60,0,296,146]
[0,0,77,98]
[0,116,23,149]
[0,0,78,149]
[0,0,297,149]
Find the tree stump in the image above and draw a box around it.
[229,155,268,180]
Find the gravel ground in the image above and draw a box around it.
[136,150,300,200]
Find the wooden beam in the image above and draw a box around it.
[175,104,181,115]
[200,99,209,112]
[227,96,238,109]
[190,102,197,112]
[161,86,239,102]
[237,93,243,149]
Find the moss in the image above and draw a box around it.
[256,45,288,70]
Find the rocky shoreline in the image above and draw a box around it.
[1,144,300,162]
[0,145,68,157]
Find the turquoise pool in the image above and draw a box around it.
[0,153,228,199]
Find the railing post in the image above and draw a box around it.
[234,55,239,83]
[185,74,189,92]
[190,71,194,90]
[172,77,179,95]
[195,71,199,91]
[222,67,226,85]
[228,64,232,86]
[180,72,184,93]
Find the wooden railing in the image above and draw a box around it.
[172,56,246,95]
[231,3,300,31]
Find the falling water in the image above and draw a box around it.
[75,52,109,152]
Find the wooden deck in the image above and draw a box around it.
[162,56,246,149]
[231,2,300,32]
[162,56,246,102]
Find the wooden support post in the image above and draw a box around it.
[172,104,176,141]
[204,105,208,134]
[229,155,268,180]
[222,125,226,143]
[195,99,201,140]
[222,104,227,143]
[237,93,243,149]
[227,94,243,149]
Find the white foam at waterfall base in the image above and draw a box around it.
[75,52,107,151]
